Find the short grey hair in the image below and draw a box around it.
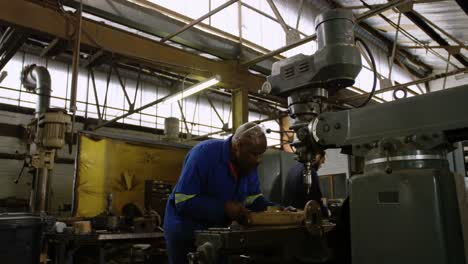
[232,122,266,143]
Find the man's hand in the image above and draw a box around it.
[284,206,298,212]
[224,201,250,224]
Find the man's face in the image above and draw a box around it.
[233,136,267,174]
[314,153,326,169]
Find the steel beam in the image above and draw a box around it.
[402,45,467,49]
[93,94,169,130]
[359,0,458,70]
[89,69,102,121]
[40,37,68,57]
[416,13,466,50]
[343,67,468,102]
[206,94,225,125]
[358,0,446,76]
[112,65,133,110]
[342,0,446,9]
[177,101,191,138]
[402,11,468,67]
[243,0,430,77]
[241,2,306,36]
[295,0,304,30]
[64,0,277,73]
[357,0,407,21]
[242,34,318,67]
[266,0,289,33]
[0,0,264,92]
[454,0,468,15]
[0,27,27,71]
[242,0,410,67]
[93,78,222,130]
[186,129,227,142]
[238,0,243,48]
[81,49,111,68]
[397,59,426,94]
[232,88,249,131]
[160,0,239,43]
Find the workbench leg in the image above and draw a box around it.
[65,249,74,264]
[99,247,105,264]
[58,243,66,264]
[130,246,135,264]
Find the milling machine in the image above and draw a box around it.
[264,7,467,264]
[190,8,468,264]
[190,8,362,263]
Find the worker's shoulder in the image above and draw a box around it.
[191,138,225,155]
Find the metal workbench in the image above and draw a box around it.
[47,232,165,264]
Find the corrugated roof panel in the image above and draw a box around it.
[338,0,468,70]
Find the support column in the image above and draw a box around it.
[280,116,294,153]
[232,88,248,131]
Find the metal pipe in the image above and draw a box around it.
[69,0,83,114]
[21,65,51,117]
[160,0,239,43]
[33,168,49,213]
[31,166,54,213]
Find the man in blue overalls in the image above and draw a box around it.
[163,122,276,263]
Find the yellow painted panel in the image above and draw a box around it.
[75,134,188,217]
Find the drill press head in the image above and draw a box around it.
[264,9,362,192]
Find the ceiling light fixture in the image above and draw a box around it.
[162,75,221,104]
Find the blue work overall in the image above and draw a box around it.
[163,137,274,264]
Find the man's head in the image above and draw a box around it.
[231,122,267,175]
[312,149,326,170]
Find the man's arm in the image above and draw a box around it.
[244,172,276,212]
[173,147,226,224]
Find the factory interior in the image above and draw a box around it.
[0,0,467,263]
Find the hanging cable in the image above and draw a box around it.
[355,37,377,108]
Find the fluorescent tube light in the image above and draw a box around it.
[162,76,220,104]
